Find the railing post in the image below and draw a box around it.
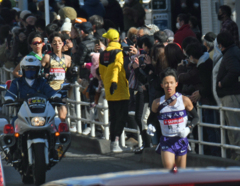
[66,99,71,125]
[121,129,125,147]
[90,107,95,137]
[75,81,82,133]
[197,102,204,155]
[219,104,226,158]
[10,68,14,80]
[103,97,109,140]
[137,126,142,147]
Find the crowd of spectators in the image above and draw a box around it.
[0,0,239,159]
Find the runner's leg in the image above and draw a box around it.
[161,150,175,169]
[175,154,187,168]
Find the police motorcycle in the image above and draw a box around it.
[0,57,72,185]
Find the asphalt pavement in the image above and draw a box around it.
[3,147,159,186]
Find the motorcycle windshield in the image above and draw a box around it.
[26,94,47,113]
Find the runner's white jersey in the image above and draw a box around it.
[158,93,188,137]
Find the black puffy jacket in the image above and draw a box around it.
[217,44,240,97]
[72,33,96,79]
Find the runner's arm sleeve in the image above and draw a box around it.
[147,111,158,127]
[187,107,199,128]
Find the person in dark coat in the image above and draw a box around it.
[218,5,239,47]
[186,42,220,157]
[72,22,96,80]
[177,60,202,96]
[216,32,240,160]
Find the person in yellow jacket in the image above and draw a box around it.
[99,29,130,153]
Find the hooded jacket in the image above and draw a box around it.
[82,0,105,18]
[212,39,222,105]
[99,42,130,101]
[217,44,240,98]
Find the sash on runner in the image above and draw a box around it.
[158,92,181,112]
[29,52,42,61]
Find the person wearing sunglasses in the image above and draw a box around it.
[13,32,44,78]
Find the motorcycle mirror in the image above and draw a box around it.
[0,84,17,98]
[0,84,7,90]
[60,83,70,90]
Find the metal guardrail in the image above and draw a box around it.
[65,82,110,140]
[1,66,240,157]
[196,103,240,158]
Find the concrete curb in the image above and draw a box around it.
[71,133,111,154]
[71,133,240,167]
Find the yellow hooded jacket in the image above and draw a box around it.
[99,42,130,101]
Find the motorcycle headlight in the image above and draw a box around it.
[31,117,45,126]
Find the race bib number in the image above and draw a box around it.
[164,118,183,133]
[50,68,65,80]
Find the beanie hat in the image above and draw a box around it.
[61,18,72,32]
[58,6,77,21]
[20,10,31,19]
[204,32,217,42]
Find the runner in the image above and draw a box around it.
[41,32,71,123]
[151,68,199,169]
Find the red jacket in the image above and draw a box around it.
[174,24,196,47]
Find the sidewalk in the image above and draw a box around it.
[71,133,240,168]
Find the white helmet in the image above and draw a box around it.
[20,56,42,79]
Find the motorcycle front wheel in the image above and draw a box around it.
[32,143,46,185]
[22,174,34,184]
